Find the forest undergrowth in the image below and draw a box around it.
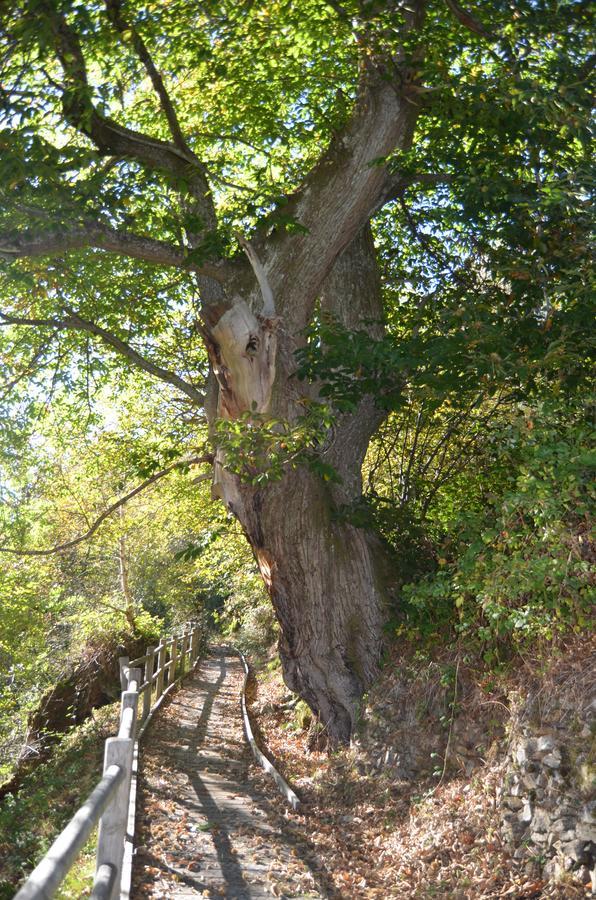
[0,702,119,900]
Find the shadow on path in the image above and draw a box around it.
[133,649,335,899]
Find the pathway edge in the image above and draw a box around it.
[235,649,301,811]
[120,654,203,900]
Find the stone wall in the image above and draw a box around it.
[500,722,595,892]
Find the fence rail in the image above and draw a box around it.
[14,621,204,900]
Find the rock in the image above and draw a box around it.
[521,772,539,790]
[576,864,590,884]
[531,808,550,833]
[531,831,547,843]
[542,750,562,768]
[516,741,536,766]
[557,804,582,818]
[536,735,558,754]
[553,816,577,834]
[577,822,596,843]
[544,857,566,880]
[519,799,533,824]
[562,839,591,865]
[581,801,596,822]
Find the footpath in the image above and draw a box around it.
[131,649,325,899]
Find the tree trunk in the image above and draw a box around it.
[224,467,388,744]
[204,225,395,744]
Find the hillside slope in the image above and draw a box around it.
[248,636,595,899]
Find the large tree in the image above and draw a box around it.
[0,0,592,741]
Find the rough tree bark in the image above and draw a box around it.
[197,61,424,741]
[203,223,400,744]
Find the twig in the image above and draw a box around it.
[430,654,461,793]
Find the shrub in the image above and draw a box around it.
[400,397,595,660]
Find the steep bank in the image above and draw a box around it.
[247,635,595,898]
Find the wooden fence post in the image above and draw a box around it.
[187,627,193,670]
[120,667,141,739]
[169,637,178,685]
[118,657,129,692]
[95,737,134,900]
[179,630,188,676]
[142,647,155,721]
[155,643,165,698]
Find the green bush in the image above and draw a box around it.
[400,397,595,660]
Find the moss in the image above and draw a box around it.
[294,700,313,731]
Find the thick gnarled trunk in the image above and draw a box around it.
[220,458,388,744]
[203,226,395,743]
[198,64,423,743]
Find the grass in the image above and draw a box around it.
[0,702,119,900]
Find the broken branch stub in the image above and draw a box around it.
[205,300,278,420]
[203,299,279,503]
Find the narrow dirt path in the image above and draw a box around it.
[131,649,327,899]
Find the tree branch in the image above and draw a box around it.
[443,0,496,40]
[0,220,228,282]
[375,171,454,210]
[237,234,276,317]
[104,0,189,152]
[37,1,217,229]
[0,454,213,557]
[262,5,427,330]
[0,310,207,406]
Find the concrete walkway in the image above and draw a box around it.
[131,649,325,899]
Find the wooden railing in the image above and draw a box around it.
[14,621,204,900]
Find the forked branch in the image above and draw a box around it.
[36,0,216,228]
[104,0,189,152]
[237,235,276,317]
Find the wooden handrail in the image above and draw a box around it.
[14,766,124,900]
[14,620,204,900]
[90,863,117,899]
